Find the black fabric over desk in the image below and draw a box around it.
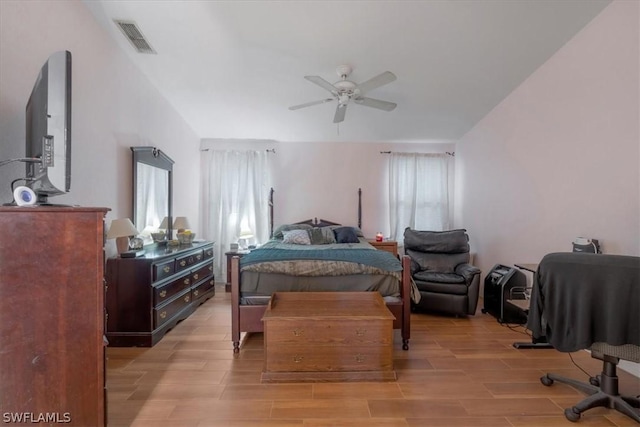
[527,252,640,353]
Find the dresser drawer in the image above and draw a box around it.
[153,259,175,282]
[191,277,215,300]
[154,272,191,306]
[191,263,213,284]
[265,344,393,372]
[203,246,214,260]
[265,319,393,346]
[154,288,192,328]
[176,250,203,272]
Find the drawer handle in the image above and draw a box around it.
[180,260,186,267]
[159,290,167,298]
[193,274,199,280]
[184,295,190,302]
[207,250,213,256]
[209,266,213,272]
[163,266,170,273]
[355,354,365,363]
[184,279,189,285]
[196,254,202,260]
[355,329,366,336]
[160,311,167,319]
[194,290,199,296]
[292,328,304,337]
[209,279,214,285]
[293,355,304,363]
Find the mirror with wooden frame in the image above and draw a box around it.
[131,146,174,245]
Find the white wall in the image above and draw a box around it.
[455,0,639,276]
[0,0,201,255]
[201,139,455,239]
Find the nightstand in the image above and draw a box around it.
[368,240,398,257]
[225,250,250,292]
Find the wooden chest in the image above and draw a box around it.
[261,292,396,382]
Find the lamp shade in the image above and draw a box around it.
[159,216,169,229]
[239,226,254,239]
[106,218,139,239]
[173,216,190,230]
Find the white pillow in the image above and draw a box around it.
[282,229,311,245]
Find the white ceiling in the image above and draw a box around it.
[83,0,610,143]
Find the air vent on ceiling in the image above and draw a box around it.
[114,20,156,54]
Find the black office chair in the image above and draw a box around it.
[527,252,640,422]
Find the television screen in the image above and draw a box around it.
[25,50,71,202]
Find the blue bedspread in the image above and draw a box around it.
[240,247,402,272]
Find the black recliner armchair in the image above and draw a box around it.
[404,228,481,316]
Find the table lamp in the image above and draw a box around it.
[238,226,254,250]
[173,216,190,233]
[107,218,139,255]
[159,216,169,231]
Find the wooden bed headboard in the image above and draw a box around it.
[268,188,362,237]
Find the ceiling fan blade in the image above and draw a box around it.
[356,71,397,94]
[354,97,397,111]
[289,98,334,111]
[333,104,347,123]
[304,75,337,94]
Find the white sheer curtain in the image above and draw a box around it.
[201,150,272,278]
[388,152,451,240]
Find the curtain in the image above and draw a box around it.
[201,150,272,278]
[388,152,450,241]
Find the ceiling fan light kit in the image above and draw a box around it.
[289,65,397,124]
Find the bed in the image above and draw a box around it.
[230,214,412,353]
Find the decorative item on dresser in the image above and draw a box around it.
[105,241,215,347]
[0,206,110,426]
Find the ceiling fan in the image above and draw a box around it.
[289,65,397,123]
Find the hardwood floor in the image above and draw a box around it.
[107,285,640,426]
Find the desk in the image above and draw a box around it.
[512,263,553,349]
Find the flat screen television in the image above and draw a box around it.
[24,50,72,204]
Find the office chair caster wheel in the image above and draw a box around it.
[540,375,554,386]
[564,407,581,422]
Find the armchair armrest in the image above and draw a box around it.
[409,258,421,276]
[455,263,481,282]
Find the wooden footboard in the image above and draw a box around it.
[231,255,411,353]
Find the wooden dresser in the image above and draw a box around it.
[105,241,215,346]
[262,292,396,382]
[368,239,398,257]
[0,206,109,426]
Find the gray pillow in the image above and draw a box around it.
[308,227,337,245]
[272,223,312,239]
[333,226,359,244]
[282,229,311,245]
[329,225,364,237]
